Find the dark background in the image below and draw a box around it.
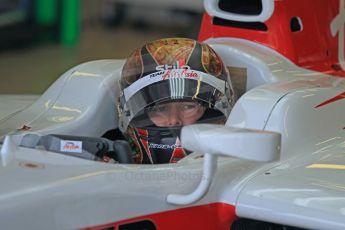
[0,0,203,94]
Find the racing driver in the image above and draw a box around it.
[117,37,236,164]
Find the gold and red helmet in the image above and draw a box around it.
[118,38,235,163]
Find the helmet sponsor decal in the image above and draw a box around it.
[123,70,226,102]
[149,143,181,149]
[162,69,199,80]
[155,60,190,71]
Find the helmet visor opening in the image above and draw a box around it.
[120,70,232,128]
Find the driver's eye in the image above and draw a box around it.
[180,103,200,111]
[181,103,197,109]
[148,105,168,113]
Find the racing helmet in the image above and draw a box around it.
[118,38,235,164]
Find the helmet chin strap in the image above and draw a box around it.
[144,125,182,137]
[134,125,184,164]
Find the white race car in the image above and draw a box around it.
[1,0,345,229]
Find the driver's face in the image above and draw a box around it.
[147,101,205,127]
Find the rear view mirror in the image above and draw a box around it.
[167,124,280,205]
[182,124,280,162]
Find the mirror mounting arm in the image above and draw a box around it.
[166,124,281,206]
[167,153,217,205]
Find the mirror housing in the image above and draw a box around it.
[182,124,281,162]
[167,124,280,205]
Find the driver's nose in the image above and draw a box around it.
[167,106,182,127]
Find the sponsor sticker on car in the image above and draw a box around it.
[60,140,82,153]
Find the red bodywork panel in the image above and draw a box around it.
[315,91,345,108]
[82,203,236,230]
[199,0,345,77]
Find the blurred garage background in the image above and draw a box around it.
[0,0,204,94]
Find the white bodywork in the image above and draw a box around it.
[1,38,345,230]
[205,0,274,22]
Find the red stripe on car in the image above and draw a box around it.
[315,91,345,108]
[81,202,236,230]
